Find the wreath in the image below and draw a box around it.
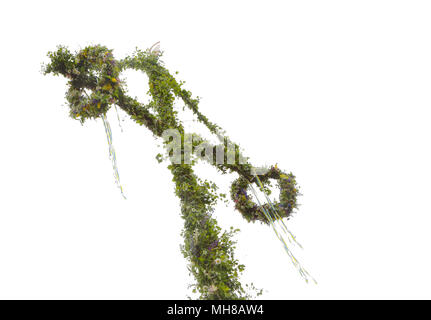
[231,165,299,224]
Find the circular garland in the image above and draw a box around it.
[231,166,299,224]
[46,46,122,121]
[43,44,301,299]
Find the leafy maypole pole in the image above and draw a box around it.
[43,43,314,300]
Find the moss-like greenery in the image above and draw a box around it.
[43,44,300,299]
[231,166,298,224]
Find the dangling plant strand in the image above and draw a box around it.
[254,175,302,249]
[113,104,124,132]
[101,113,126,199]
[251,175,316,284]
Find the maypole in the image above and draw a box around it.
[43,43,314,299]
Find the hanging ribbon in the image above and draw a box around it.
[101,113,126,199]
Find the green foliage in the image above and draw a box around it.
[43,44,299,299]
[231,166,299,224]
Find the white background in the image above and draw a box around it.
[1,0,430,299]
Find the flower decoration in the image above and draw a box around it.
[230,166,299,223]
[43,45,122,123]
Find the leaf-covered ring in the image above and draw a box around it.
[230,165,299,224]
